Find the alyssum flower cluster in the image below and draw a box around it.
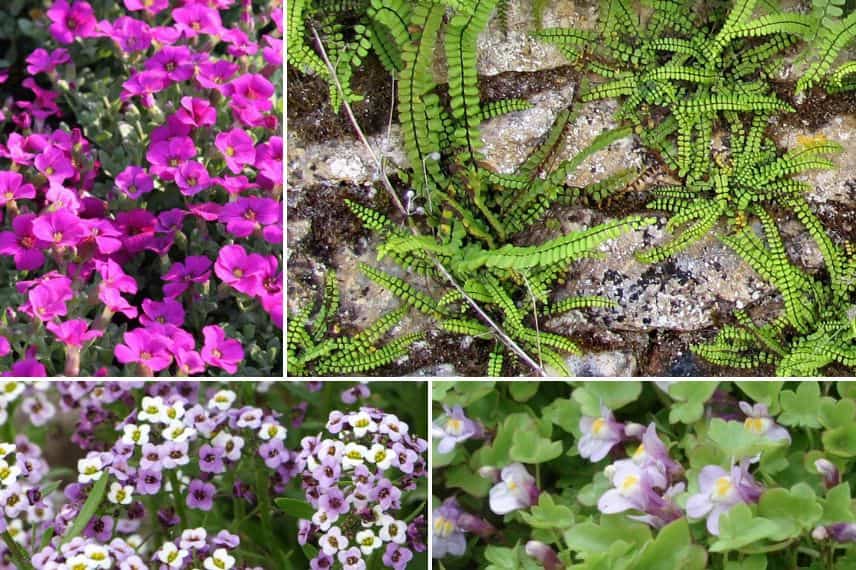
[0,0,282,375]
[297,408,428,570]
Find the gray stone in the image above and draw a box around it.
[564,350,638,377]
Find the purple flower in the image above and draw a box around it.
[34,146,75,186]
[47,0,97,44]
[173,4,223,38]
[597,459,678,526]
[83,515,114,542]
[145,46,195,83]
[123,0,168,14]
[739,402,791,443]
[686,462,763,535]
[114,329,173,373]
[215,129,256,174]
[0,171,35,206]
[26,48,70,75]
[198,444,226,474]
[201,325,244,374]
[815,459,841,489]
[146,136,197,180]
[259,438,286,469]
[175,160,211,196]
[140,298,185,327]
[319,488,349,517]
[525,541,563,570]
[186,479,215,511]
[338,547,365,570]
[630,423,683,481]
[215,245,264,296]
[218,196,279,238]
[432,498,466,559]
[176,97,217,128]
[489,463,539,515]
[103,16,152,53]
[162,255,212,298]
[431,406,483,454]
[578,406,625,462]
[116,166,154,199]
[135,468,162,495]
[32,210,85,247]
[382,544,413,570]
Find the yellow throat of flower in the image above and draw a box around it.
[714,476,733,498]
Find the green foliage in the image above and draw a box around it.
[286,270,422,376]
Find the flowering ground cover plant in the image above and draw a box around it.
[0,0,283,375]
[0,380,428,569]
[432,381,856,569]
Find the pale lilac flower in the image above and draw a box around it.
[739,402,791,443]
[432,498,466,559]
[578,406,625,462]
[488,463,539,515]
[186,479,215,511]
[686,462,764,535]
[431,406,483,454]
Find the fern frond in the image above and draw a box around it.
[359,263,442,316]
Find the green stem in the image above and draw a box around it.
[167,470,189,530]
[2,531,35,570]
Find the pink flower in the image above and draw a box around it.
[218,197,279,237]
[26,48,70,75]
[83,219,123,254]
[0,337,9,358]
[173,4,223,38]
[162,256,212,298]
[215,129,255,174]
[103,16,152,53]
[47,0,98,45]
[123,0,168,14]
[116,166,154,199]
[201,325,244,374]
[146,136,197,180]
[196,59,238,92]
[32,210,86,248]
[95,259,138,295]
[145,46,195,83]
[140,298,185,327]
[121,70,168,108]
[4,358,47,377]
[114,328,172,372]
[0,171,36,206]
[214,244,264,296]
[46,319,102,347]
[0,214,47,271]
[175,161,211,196]
[28,277,73,321]
[175,97,217,128]
[99,287,139,319]
[34,146,75,186]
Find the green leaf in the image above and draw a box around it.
[757,483,823,540]
[820,483,855,523]
[61,474,109,545]
[564,515,652,555]
[445,464,492,498]
[778,382,821,428]
[484,543,542,570]
[634,518,707,570]
[819,397,856,429]
[274,498,316,520]
[520,493,575,530]
[543,397,582,435]
[510,429,563,464]
[822,424,856,458]
[707,418,779,460]
[724,555,767,570]
[433,381,496,406]
[735,381,783,411]
[668,382,718,424]
[710,503,784,552]
[573,382,642,416]
[509,381,540,402]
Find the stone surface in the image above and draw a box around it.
[565,350,638,376]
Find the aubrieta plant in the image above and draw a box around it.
[433,380,856,569]
[0,0,283,376]
[0,380,428,569]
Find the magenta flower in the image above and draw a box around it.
[146,137,197,180]
[4,358,47,377]
[123,0,168,14]
[115,209,157,253]
[99,287,139,319]
[0,171,36,206]
[95,259,138,295]
[175,161,211,196]
[116,166,155,200]
[103,16,151,53]
[47,0,97,45]
[46,319,102,347]
[215,129,255,174]
[227,74,275,112]
[83,219,123,254]
[145,46,195,83]
[34,146,75,186]
[121,70,168,108]
[186,479,215,511]
[0,214,47,270]
[28,278,73,321]
[201,325,244,374]
[215,244,264,296]
[162,255,212,298]
[0,336,9,357]
[25,48,70,75]
[32,210,85,248]
[114,328,173,372]
[140,298,185,327]
[686,462,764,535]
[175,349,206,376]
[196,59,238,92]
[175,97,217,128]
[219,197,279,237]
[255,136,283,190]
[174,4,223,38]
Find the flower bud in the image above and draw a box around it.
[457,513,496,539]
[624,422,646,438]
[525,541,564,570]
[815,458,841,488]
[478,466,500,482]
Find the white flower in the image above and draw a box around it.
[180,527,208,551]
[349,411,376,438]
[355,529,381,555]
[366,444,393,471]
[208,390,236,411]
[212,432,244,462]
[65,554,93,570]
[316,439,344,462]
[162,401,186,423]
[138,396,166,423]
[77,456,104,483]
[312,508,334,531]
[0,443,15,458]
[236,409,262,429]
[489,463,538,515]
[0,381,24,405]
[83,544,111,569]
[121,424,151,447]
[380,415,408,441]
[379,519,407,544]
[259,422,286,441]
[107,482,134,505]
[319,527,348,556]
[126,535,144,549]
[342,443,368,470]
[203,549,236,570]
[157,543,189,568]
[0,460,20,487]
[162,422,196,443]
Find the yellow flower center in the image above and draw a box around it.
[592,417,606,436]
[620,475,639,493]
[744,417,766,434]
[434,516,454,538]
[714,476,733,498]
